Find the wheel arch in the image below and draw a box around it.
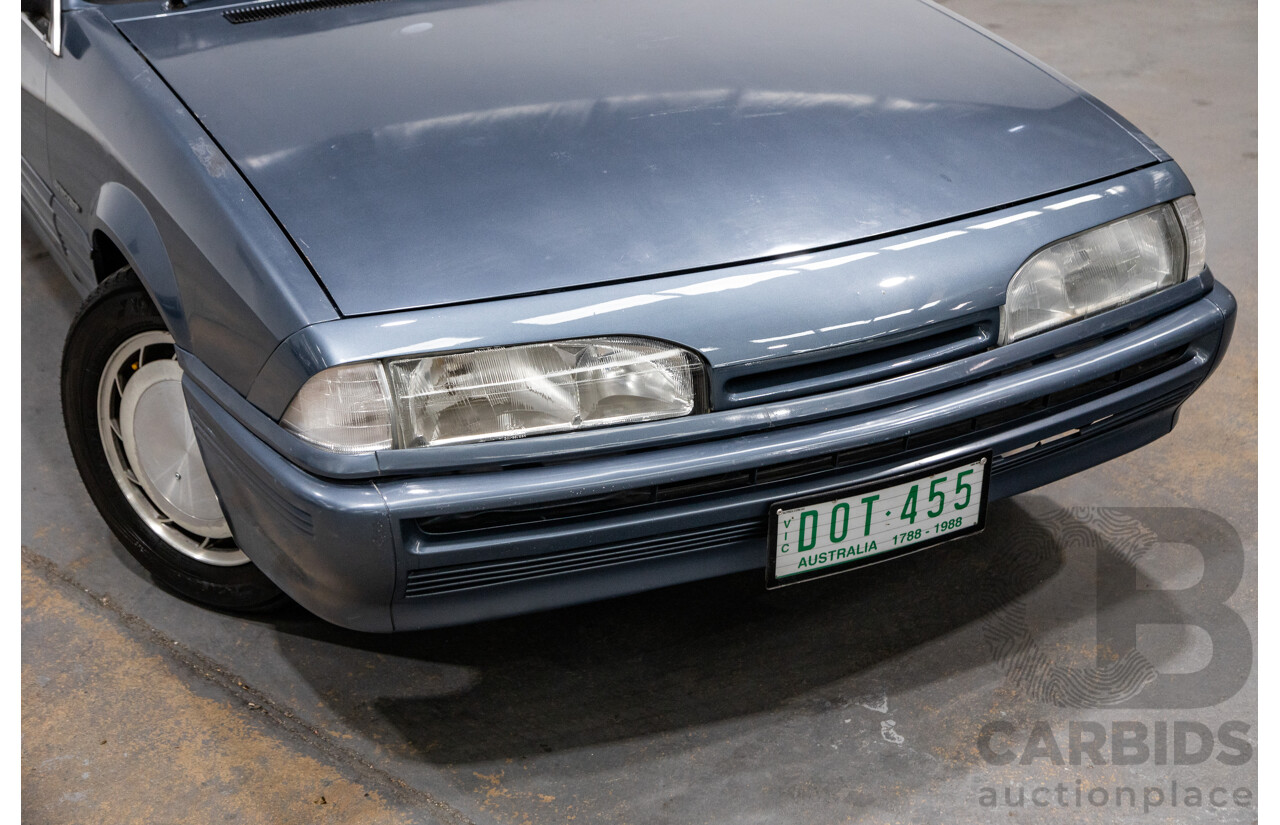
[90,181,191,350]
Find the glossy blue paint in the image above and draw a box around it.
[40,7,337,392]
[113,0,1156,316]
[246,163,1193,421]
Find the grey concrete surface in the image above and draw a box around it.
[22,1,1256,823]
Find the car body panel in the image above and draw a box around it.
[21,21,62,278]
[114,0,1156,316]
[245,163,1193,423]
[36,6,339,394]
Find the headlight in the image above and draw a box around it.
[281,337,705,452]
[278,362,394,454]
[1000,196,1205,344]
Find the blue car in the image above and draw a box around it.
[23,0,1235,631]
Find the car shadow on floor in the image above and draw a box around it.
[259,494,1214,764]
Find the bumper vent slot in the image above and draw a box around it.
[405,521,761,597]
[995,383,1196,473]
[224,0,391,24]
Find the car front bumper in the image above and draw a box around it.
[186,281,1235,632]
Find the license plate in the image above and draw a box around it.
[767,453,990,587]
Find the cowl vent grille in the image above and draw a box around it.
[224,0,391,24]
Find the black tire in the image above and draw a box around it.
[61,267,285,611]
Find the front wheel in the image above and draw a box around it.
[61,268,284,611]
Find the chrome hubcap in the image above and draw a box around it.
[97,331,248,566]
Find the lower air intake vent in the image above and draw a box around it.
[404,521,762,597]
[224,0,391,24]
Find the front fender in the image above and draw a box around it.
[92,181,190,348]
[44,8,341,398]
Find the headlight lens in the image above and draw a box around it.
[280,362,394,454]
[281,337,704,452]
[1001,197,1203,344]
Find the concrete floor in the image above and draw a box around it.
[21,1,1256,822]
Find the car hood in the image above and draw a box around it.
[116,0,1156,316]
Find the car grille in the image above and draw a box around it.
[719,314,997,407]
[417,343,1192,538]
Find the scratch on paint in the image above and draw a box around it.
[190,137,228,178]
